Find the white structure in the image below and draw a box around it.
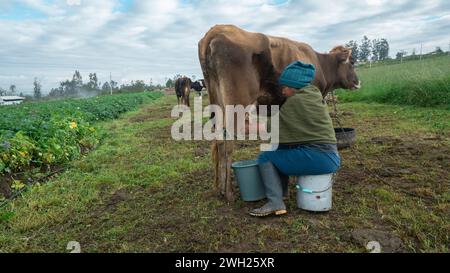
[0,96,25,106]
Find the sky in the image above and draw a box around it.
[0,0,449,95]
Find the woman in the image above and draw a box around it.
[249,61,340,217]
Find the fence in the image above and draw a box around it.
[356,43,449,69]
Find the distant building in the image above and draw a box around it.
[0,96,25,106]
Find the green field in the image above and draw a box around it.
[337,56,450,109]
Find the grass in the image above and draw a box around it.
[0,95,448,253]
[337,55,450,109]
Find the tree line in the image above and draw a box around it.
[345,36,449,64]
[395,46,447,61]
[0,71,166,100]
[2,71,201,100]
[345,36,390,63]
[47,71,164,98]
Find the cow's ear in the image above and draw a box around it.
[336,49,352,64]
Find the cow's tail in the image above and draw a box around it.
[252,38,286,109]
[198,29,217,121]
[198,35,211,92]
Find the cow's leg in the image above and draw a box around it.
[213,139,234,201]
[186,89,190,107]
[223,140,235,201]
[211,141,220,192]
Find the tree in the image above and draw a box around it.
[110,80,118,91]
[86,73,99,91]
[60,79,76,96]
[9,85,16,95]
[371,39,380,62]
[48,87,63,97]
[149,78,153,90]
[119,80,147,93]
[434,47,443,54]
[33,78,42,99]
[358,36,371,62]
[378,39,389,60]
[166,78,173,88]
[345,40,359,62]
[0,87,6,96]
[72,70,82,87]
[132,80,146,92]
[60,70,83,96]
[396,50,407,61]
[370,38,389,62]
[102,81,111,92]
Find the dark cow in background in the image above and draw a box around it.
[175,77,192,106]
[190,79,206,96]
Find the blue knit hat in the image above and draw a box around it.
[279,61,316,89]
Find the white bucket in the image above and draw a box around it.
[296,173,334,212]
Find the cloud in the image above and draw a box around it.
[67,0,81,5]
[0,0,449,94]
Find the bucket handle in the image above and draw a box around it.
[295,174,335,194]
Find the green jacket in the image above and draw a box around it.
[276,85,336,144]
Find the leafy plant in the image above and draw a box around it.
[0,92,162,175]
[11,180,25,191]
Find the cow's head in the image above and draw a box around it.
[330,46,361,90]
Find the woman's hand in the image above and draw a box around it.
[282,86,296,97]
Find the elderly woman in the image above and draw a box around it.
[249,61,340,217]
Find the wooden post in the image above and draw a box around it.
[420,43,423,61]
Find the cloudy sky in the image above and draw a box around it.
[1,0,449,95]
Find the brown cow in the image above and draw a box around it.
[198,24,360,201]
[175,76,192,107]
